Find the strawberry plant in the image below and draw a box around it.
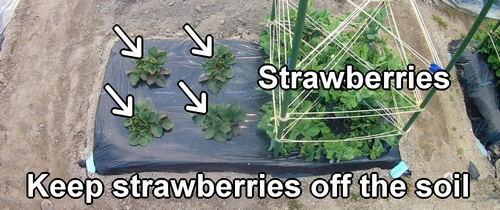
[126,47,171,87]
[123,99,173,146]
[474,21,500,83]
[190,103,245,142]
[199,45,236,93]
[257,3,416,163]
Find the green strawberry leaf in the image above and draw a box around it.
[128,72,140,86]
[219,123,232,133]
[139,111,149,121]
[232,109,246,122]
[204,126,217,139]
[207,79,219,93]
[150,124,163,138]
[224,70,235,78]
[128,132,139,146]
[148,47,158,57]
[231,126,241,136]
[160,119,174,130]
[195,115,206,126]
[214,130,228,142]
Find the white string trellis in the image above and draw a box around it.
[265,0,442,143]
[488,30,500,62]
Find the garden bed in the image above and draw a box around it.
[91,39,401,176]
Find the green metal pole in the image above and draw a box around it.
[270,0,277,45]
[270,0,276,22]
[273,0,309,158]
[477,19,500,49]
[397,0,495,140]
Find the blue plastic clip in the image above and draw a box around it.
[390,161,409,178]
[429,63,443,73]
[476,139,488,157]
[86,152,96,173]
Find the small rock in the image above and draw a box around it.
[245,30,250,34]
[422,0,438,5]
[236,28,244,35]
[230,35,241,40]
[195,5,202,13]
[166,30,171,33]
[168,2,175,6]
[443,172,453,179]
[176,32,183,37]
[241,33,258,42]
[125,205,131,210]
[220,20,225,24]
[468,161,480,180]
[39,123,44,128]
[41,200,53,210]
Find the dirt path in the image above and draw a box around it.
[1,0,500,209]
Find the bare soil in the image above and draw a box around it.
[1,0,500,209]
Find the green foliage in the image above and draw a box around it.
[257,5,415,162]
[123,99,173,146]
[350,192,361,202]
[126,47,171,87]
[200,45,237,93]
[190,103,245,142]
[474,21,500,83]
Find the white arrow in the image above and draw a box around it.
[113,24,143,59]
[177,80,208,115]
[104,83,134,118]
[183,23,213,58]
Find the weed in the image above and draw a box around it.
[444,9,452,17]
[401,177,412,195]
[457,147,464,156]
[492,181,500,192]
[350,192,360,202]
[287,200,301,210]
[432,14,447,28]
[449,94,455,102]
